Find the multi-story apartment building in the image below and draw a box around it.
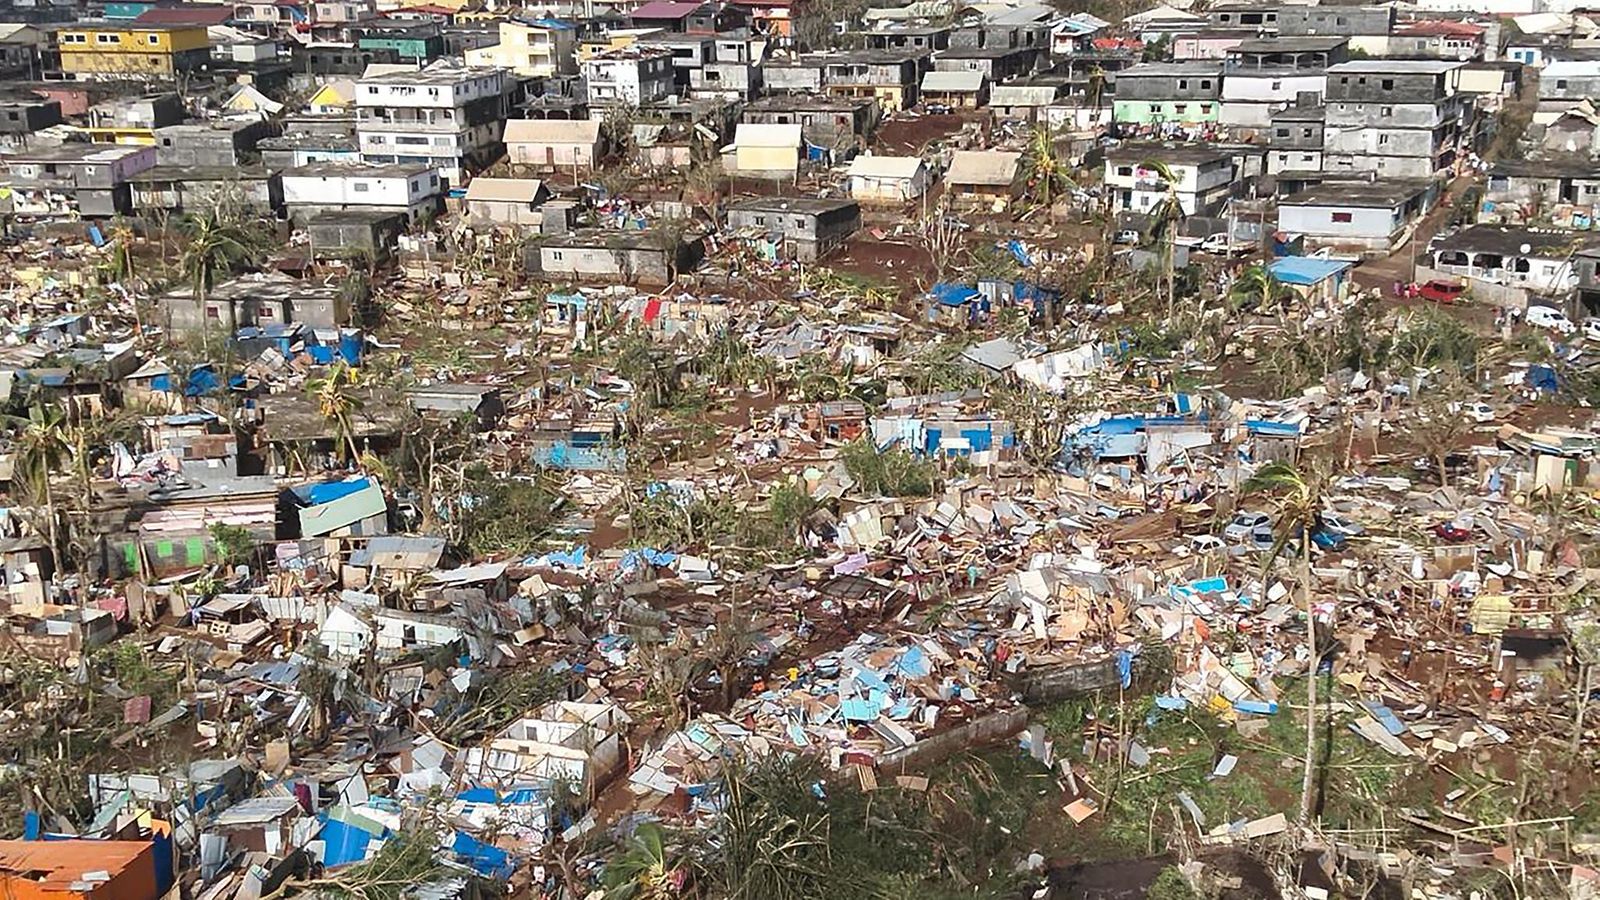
[54,24,209,80]
[1218,37,1343,129]
[1267,104,1325,174]
[464,17,577,78]
[817,50,925,112]
[580,46,674,106]
[1322,59,1466,179]
[1111,62,1224,127]
[355,62,507,186]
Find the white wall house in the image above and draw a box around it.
[281,162,441,221]
[580,47,674,106]
[1102,148,1233,217]
[1220,71,1326,129]
[356,63,508,186]
[1277,181,1436,251]
[464,19,577,78]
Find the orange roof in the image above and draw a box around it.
[0,841,151,892]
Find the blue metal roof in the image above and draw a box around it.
[1267,256,1352,286]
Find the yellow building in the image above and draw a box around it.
[56,25,210,80]
[464,18,577,78]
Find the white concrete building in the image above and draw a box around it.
[1102,144,1235,217]
[580,46,674,106]
[356,61,508,186]
[1220,70,1327,129]
[281,162,441,223]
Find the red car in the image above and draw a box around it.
[1418,280,1467,304]
[1432,522,1474,542]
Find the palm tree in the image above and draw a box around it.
[1086,65,1107,121]
[1230,263,1286,312]
[306,362,363,464]
[602,823,685,899]
[1140,159,1185,319]
[1243,461,1326,825]
[1023,124,1075,208]
[8,404,71,569]
[179,212,264,347]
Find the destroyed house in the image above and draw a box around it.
[0,839,161,900]
[404,383,506,428]
[0,605,119,661]
[4,143,157,218]
[0,94,63,137]
[128,165,282,217]
[156,273,347,333]
[291,478,389,539]
[533,229,702,285]
[153,119,277,167]
[460,700,631,798]
[739,96,878,148]
[1484,157,1600,227]
[725,197,862,262]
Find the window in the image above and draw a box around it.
[754,215,766,225]
[1558,79,1569,90]
[1275,128,1290,138]
[1378,134,1389,145]
[4,112,14,121]
[147,34,160,44]
[95,33,121,44]
[1339,76,1349,85]
[411,179,420,191]
[1200,79,1211,89]
[1303,127,1314,138]
[206,306,220,318]
[353,182,370,191]
[1381,78,1393,90]
[1381,106,1393,117]
[429,174,439,185]
[1278,152,1288,162]
[369,134,385,144]
[551,250,563,260]
[1174,103,1187,114]
[793,218,805,227]
[1200,104,1211,113]
[1301,154,1314,162]
[1178,79,1188,89]
[1331,211,1353,223]
[1116,165,1133,176]
[367,86,378,94]
[1271,80,1281,90]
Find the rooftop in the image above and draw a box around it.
[130,165,276,181]
[945,149,1021,186]
[1229,36,1348,53]
[629,0,708,18]
[1271,105,1325,122]
[358,64,502,85]
[1117,61,1225,77]
[283,162,434,179]
[0,840,152,888]
[1281,178,1434,208]
[1490,155,1600,179]
[1433,224,1600,257]
[1106,141,1232,165]
[1326,59,1465,74]
[727,196,859,214]
[4,143,149,164]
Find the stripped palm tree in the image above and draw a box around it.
[8,404,71,569]
[602,823,685,899]
[1023,124,1075,208]
[306,362,363,464]
[1243,460,1327,825]
[1140,159,1185,319]
[179,212,264,348]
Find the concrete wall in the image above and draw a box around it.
[875,707,1030,776]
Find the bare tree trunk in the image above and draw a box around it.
[1299,541,1317,824]
[1574,662,1594,754]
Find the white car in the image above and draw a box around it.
[1223,511,1271,541]
[1584,318,1600,341]
[1526,305,1576,336]
[1461,402,1495,423]
[1319,512,1365,537]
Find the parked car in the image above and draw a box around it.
[925,103,953,115]
[1200,233,1253,256]
[1526,305,1577,335]
[1418,279,1467,304]
[1460,401,1495,423]
[1224,511,1271,541]
[1114,229,1142,245]
[1432,521,1474,542]
[1583,318,1600,342]
[1189,534,1226,553]
[1318,512,1365,537]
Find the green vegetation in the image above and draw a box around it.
[841,438,938,497]
[457,465,563,558]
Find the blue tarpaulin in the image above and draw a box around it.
[930,283,981,307]
[452,831,515,879]
[320,818,380,867]
[300,477,375,506]
[1527,365,1559,392]
[1007,240,1033,268]
[184,366,221,397]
